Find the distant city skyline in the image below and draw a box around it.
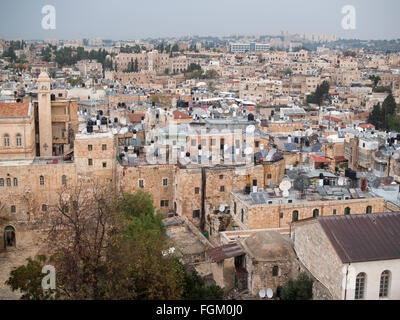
[0,0,400,41]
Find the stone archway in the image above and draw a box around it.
[4,226,16,249]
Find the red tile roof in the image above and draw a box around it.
[207,244,245,263]
[0,103,30,118]
[173,110,191,120]
[310,154,331,163]
[323,116,343,123]
[127,113,145,124]
[359,123,375,130]
[334,156,347,163]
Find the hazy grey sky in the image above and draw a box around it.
[0,0,399,40]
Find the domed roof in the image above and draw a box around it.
[239,231,296,262]
[38,72,50,80]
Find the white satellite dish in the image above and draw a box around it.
[282,190,290,198]
[219,205,225,213]
[259,290,266,299]
[266,288,274,299]
[338,177,345,186]
[244,147,254,155]
[279,179,291,192]
[246,125,255,134]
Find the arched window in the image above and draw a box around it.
[16,134,22,147]
[233,202,237,215]
[0,178,4,187]
[241,209,244,223]
[42,204,47,212]
[13,178,18,186]
[4,134,9,147]
[4,226,16,247]
[6,178,11,187]
[292,210,299,222]
[313,209,319,218]
[272,266,279,277]
[62,175,67,185]
[355,273,366,300]
[10,205,16,213]
[40,176,44,186]
[379,270,391,298]
[366,206,372,214]
[345,207,351,215]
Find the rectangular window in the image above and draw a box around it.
[192,210,200,218]
[211,139,216,146]
[160,200,169,207]
[139,180,144,188]
[102,162,107,168]
[88,145,93,151]
[88,159,93,166]
[195,187,200,194]
[191,139,196,147]
[163,178,168,186]
[267,174,272,179]
[220,186,225,192]
[102,144,107,151]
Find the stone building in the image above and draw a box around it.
[230,185,385,231]
[294,213,400,300]
[0,102,36,159]
[237,231,299,297]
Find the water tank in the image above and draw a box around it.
[87,125,93,133]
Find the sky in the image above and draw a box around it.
[0,0,399,40]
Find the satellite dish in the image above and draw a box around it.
[244,147,254,155]
[219,205,225,213]
[282,190,290,198]
[294,177,304,191]
[246,125,256,134]
[279,179,291,192]
[338,177,345,186]
[259,290,266,299]
[266,288,274,299]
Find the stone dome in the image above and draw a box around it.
[38,72,50,80]
[239,231,296,262]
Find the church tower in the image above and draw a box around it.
[37,72,52,157]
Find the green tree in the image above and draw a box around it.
[368,103,383,129]
[6,184,220,300]
[369,75,381,88]
[5,256,57,300]
[281,272,313,300]
[182,269,224,300]
[284,68,293,76]
[186,63,201,73]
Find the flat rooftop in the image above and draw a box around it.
[233,185,379,207]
